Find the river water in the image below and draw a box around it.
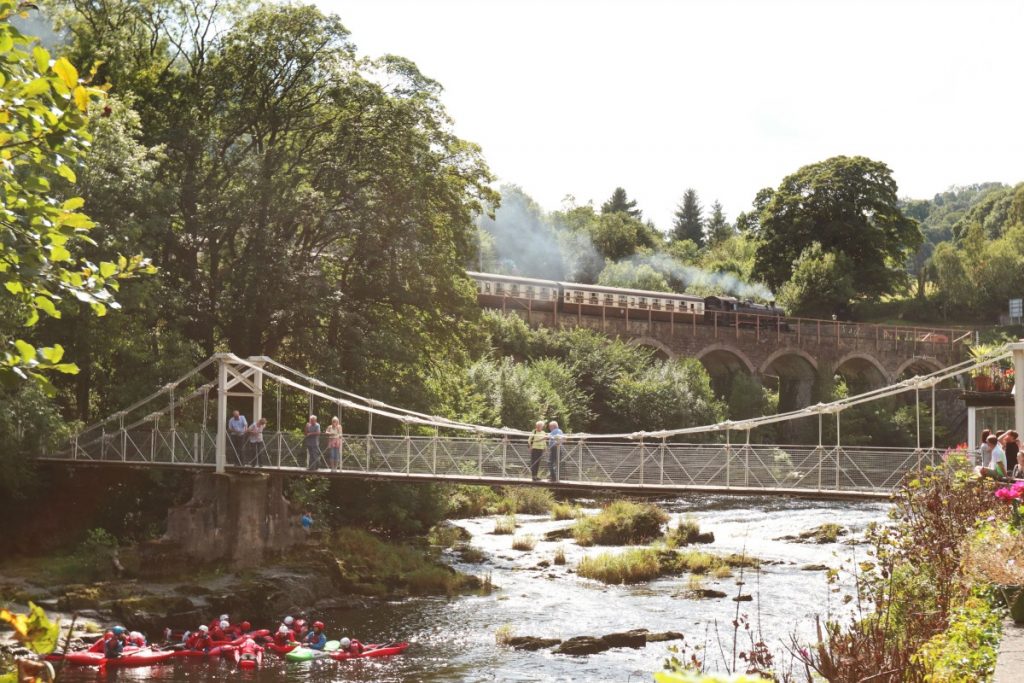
[56,494,889,682]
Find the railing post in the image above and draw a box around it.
[1013,342,1024,441]
[120,414,126,463]
[366,412,373,469]
[639,436,645,486]
[169,385,176,463]
[501,435,508,478]
[405,426,411,474]
[432,433,438,475]
[744,429,750,487]
[725,428,731,487]
[101,426,106,460]
[478,435,484,475]
[150,420,156,462]
[578,439,583,482]
[835,411,842,490]
[660,436,666,485]
[275,382,282,468]
[817,412,823,490]
[215,356,228,474]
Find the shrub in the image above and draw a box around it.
[573,501,669,546]
[553,545,566,565]
[493,515,517,535]
[495,624,514,646]
[666,516,702,546]
[497,486,555,515]
[711,565,733,579]
[511,535,537,551]
[446,485,501,518]
[428,523,470,548]
[551,502,579,521]
[75,528,118,581]
[456,544,486,564]
[911,594,1001,681]
[577,548,662,584]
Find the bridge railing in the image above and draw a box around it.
[54,429,943,494]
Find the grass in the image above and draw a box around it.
[810,523,842,544]
[495,624,514,646]
[573,501,670,546]
[711,565,734,579]
[551,502,580,521]
[456,544,486,564]
[428,523,470,548]
[329,528,471,596]
[577,548,663,584]
[687,574,705,591]
[511,535,537,551]
[666,516,702,547]
[553,545,566,565]
[493,515,517,535]
[497,486,555,514]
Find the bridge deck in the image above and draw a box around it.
[47,430,934,501]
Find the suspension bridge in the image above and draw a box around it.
[40,345,1024,501]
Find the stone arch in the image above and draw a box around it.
[835,352,892,392]
[895,355,946,379]
[628,336,676,361]
[759,348,819,417]
[696,343,757,399]
[758,348,819,377]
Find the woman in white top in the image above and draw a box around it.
[326,417,343,471]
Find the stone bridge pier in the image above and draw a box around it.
[506,309,966,417]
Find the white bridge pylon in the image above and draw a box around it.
[46,346,1024,498]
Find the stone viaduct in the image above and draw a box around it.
[494,305,971,419]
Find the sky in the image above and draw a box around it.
[323,0,1024,231]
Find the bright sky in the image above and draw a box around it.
[323,0,1024,231]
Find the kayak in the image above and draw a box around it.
[265,642,299,655]
[60,648,174,667]
[171,645,227,658]
[285,640,340,661]
[329,642,409,661]
[235,650,263,670]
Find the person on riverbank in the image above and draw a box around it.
[247,418,268,467]
[979,428,993,467]
[528,421,547,481]
[304,415,321,470]
[979,434,1007,480]
[304,621,327,650]
[228,411,248,464]
[1002,430,1020,474]
[547,421,564,482]
[326,416,343,471]
[301,511,313,533]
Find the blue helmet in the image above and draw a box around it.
[112,626,126,635]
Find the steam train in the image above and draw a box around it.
[468,272,787,327]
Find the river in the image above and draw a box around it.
[55,494,889,682]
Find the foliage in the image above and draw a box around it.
[493,514,517,535]
[74,527,118,580]
[0,381,68,504]
[752,156,922,306]
[443,484,502,518]
[597,260,672,292]
[551,502,580,521]
[911,594,1001,683]
[666,516,703,546]
[323,480,449,538]
[573,500,669,546]
[601,186,643,219]
[328,528,470,596]
[673,188,704,245]
[577,547,662,584]
[0,602,60,673]
[0,4,152,390]
[776,243,856,318]
[704,201,733,245]
[511,534,536,551]
[495,486,555,515]
[606,358,725,434]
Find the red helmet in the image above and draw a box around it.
[313,621,324,630]
[241,621,251,631]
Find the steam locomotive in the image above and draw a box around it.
[468,272,787,328]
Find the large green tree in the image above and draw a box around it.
[601,186,642,219]
[704,200,732,245]
[672,188,703,245]
[751,156,922,301]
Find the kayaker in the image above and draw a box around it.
[339,637,364,655]
[210,619,230,642]
[104,629,125,659]
[129,630,146,647]
[191,625,213,652]
[303,621,327,650]
[273,624,295,646]
[293,618,309,639]
[209,613,229,630]
[238,637,263,658]
[239,621,252,635]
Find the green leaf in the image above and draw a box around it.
[32,45,48,72]
[13,339,34,362]
[90,301,107,316]
[33,295,60,318]
[52,362,79,374]
[0,30,13,55]
[61,197,85,210]
[21,76,49,96]
[99,261,117,278]
[48,243,70,262]
[38,344,63,363]
[52,57,78,88]
[3,280,22,294]
[56,162,76,183]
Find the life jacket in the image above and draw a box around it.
[193,634,212,651]
[104,637,123,659]
[304,630,326,650]
[239,639,260,655]
[273,630,295,646]
[349,639,364,655]
[209,626,227,641]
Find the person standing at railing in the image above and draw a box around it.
[528,421,547,481]
[1001,430,1020,475]
[247,417,267,467]
[228,410,248,464]
[326,417,343,471]
[547,421,564,483]
[304,415,321,470]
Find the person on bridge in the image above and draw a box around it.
[326,416,343,471]
[247,418,267,467]
[303,621,327,650]
[547,421,564,482]
[304,415,321,470]
[228,411,248,465]
[528,421,547,481]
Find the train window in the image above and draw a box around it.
[618,295,627,306]
[511,284,519,295]
[539,287,547,298]
[574,292,583,302]
[484,282,491,293]
[495,283,504,294]
[564,291,571,300]
[526,286,534,298]
[652,300,661,310]
[589,293,598,304]
[604,294,614,305]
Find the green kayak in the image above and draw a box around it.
[285,641,340,662]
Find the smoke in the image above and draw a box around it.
[477,185,773,301]
[626,252,775,302]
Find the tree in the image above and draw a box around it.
[672,188,703,245]
[601,187,642,219]
[704,200,732,245]
[752,156,922,302]
[589,212,656,262]
[928,242,972,320]
[0,5,151,389]
[597,262,671,292]
[776,243,856,318]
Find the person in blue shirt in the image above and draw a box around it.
[228,411,248,464]
[304,621,327,650]
[547,421,564,482]
[300,511,313,532]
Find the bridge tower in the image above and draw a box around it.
[213,354,268,473]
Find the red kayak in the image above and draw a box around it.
[265,642,299,655]
[172,645,227,658]
[60,647,174,667]
[235,650,263,670]
[328,642,409,661]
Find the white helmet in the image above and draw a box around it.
[278,625,288,634]
[339,637,351,649]
[198,625,209,633]
[181,630,191,642]
[219,620,229,629]
[284,616,294,626]
[219,614,229,622]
